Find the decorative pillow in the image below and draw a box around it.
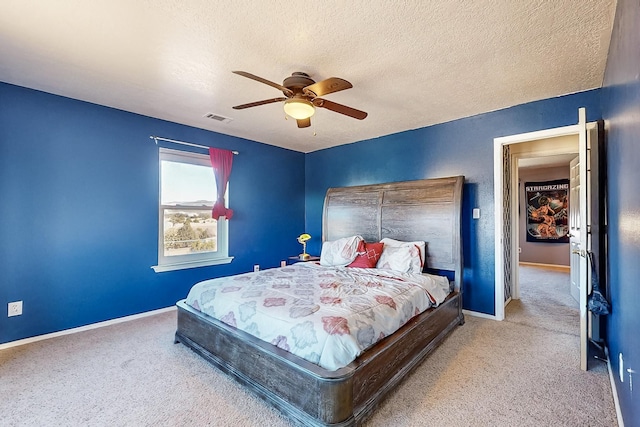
[379,238,425,273]
[376,245,423,273]
[348,241,384,268]
[320,235,363,267]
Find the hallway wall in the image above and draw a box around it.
[519,165,571,266]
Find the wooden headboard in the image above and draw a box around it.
[322,176,464,291]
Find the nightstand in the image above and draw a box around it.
[288,255,320,264]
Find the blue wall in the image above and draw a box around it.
[305,91,602,315]
[0,83,305,344]
[601,0,640,423]
[3,14,636,416]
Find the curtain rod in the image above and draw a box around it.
[150,136,239,155]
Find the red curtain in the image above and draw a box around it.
[209,148,234,220]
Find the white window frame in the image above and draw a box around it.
[152,148,232,272]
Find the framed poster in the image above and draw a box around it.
[525,179,569,243]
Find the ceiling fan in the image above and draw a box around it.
[232,71,367,128]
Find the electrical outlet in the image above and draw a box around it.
[253,264,260,272]
[280,260,287,268]
[8,301,23,317]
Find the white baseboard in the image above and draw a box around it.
[519,262,570,272]
[463,309,498,320]
[0,306,177,351]
[605,346,625,427]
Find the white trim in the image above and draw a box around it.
[493,139,506,320]
[0,306,177,351]
[463,309,499,320]
[605,346,625,427]
[494,125,580,145]
[152,256,233,272]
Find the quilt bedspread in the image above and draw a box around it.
[184,263,450,371]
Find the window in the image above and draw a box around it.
[152,148,232,272]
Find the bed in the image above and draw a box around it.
[175,175,465,426]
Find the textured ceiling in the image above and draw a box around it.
[0,0,616,153]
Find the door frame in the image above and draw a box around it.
[493,123,584,320]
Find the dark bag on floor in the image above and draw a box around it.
[587,251,610,316]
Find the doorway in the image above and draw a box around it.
[494,111,603,370]
[493,126,582,321]
[507,150,579,336]
[512,140,578,303]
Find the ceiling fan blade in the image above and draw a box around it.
[232,97,287,109]
[232,71,293,97]
[303,77,352,97]
[297,118,311,128]
[313,98,367,120]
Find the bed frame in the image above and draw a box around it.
[175,176,465,426]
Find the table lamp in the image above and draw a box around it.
[297,233,311,260]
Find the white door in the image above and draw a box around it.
[569,156,581,304]
[494,107,597,371]
[576,108,590,371]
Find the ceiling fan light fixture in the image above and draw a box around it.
[283,98,315,120]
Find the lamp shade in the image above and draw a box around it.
[284,99,315,120]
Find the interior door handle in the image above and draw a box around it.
[572,249,586,257]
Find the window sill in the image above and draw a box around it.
[151,257,234,273]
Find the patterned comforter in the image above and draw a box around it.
[184,262,450,371]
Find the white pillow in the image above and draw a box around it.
[379,238,425,273]
[320,235,363,267]
[376,245,419,273]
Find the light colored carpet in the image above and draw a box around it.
[0,267,617,426]
[505,265,579,336]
